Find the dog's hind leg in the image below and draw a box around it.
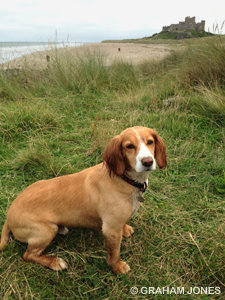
[122,224,134,237]
[23,222,67,271]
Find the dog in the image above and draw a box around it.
[0,126,166,274]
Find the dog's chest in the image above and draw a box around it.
[131,191,142,217]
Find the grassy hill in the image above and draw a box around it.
[0,36,225,299]
[102,30,215,44]
[151,30,214,39]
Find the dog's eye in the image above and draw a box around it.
[126,144,135,149]
[147,140,153,145]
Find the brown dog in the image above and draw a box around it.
[0,126,166,274]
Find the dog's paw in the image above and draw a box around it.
[123,224,134,237]
[113,261,130,274]
[51,258,68,271]
[58,226,69,235]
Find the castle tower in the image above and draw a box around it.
[196,20,205,33]
[201,20,205,31]
[185,16,196,24]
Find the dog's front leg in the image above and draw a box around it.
[102,223,130,274]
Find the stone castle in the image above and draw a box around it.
[162,17,205,33]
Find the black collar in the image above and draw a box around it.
[121,174,148,193]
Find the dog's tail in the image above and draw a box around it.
[0,220,10,250]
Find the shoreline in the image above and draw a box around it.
[0,42,84,65]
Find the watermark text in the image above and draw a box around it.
[130,286,221,295]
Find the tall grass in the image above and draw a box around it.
[138,36,225,123]
[1,36,224,98]
[48,51,139,93]
[177,37,225,87]
[189,86,225,123]
[0,71,27,100]
[0,36,225,299]
[139,36,225,88]
[46,49,108,93]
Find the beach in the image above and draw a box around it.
[2,42,173,69]
[0,42,82,65]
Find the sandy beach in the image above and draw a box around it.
[4,43,174,69]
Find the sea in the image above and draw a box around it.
[0,42,83,64]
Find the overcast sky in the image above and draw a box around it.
[1,0,225,42]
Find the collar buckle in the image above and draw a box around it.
[140,182,147,193]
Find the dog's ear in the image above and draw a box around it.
[103,135,125,176]
[152,131,167,169]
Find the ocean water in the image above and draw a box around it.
[0,42,83,64]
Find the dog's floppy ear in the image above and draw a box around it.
[103,135,125,176]
[152,130,167,169]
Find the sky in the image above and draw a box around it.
[0,0,225,42]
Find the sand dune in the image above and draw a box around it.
[4,43,173,69]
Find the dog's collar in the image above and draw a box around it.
[121,174,148,193]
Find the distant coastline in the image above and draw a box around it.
[0,42,51,47]
[0,42,84,64]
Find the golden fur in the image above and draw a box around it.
[0,126,166,274]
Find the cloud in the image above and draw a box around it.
[0,0,224,41]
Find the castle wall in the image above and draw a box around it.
[162,17,205,33]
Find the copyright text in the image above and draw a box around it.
[130,286,221,295]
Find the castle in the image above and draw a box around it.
[162,17,205,33]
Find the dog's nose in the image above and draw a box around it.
[141,157,153,168]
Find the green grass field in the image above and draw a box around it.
[101,33,215,45]
[0,36,225,299]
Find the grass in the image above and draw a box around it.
[0,36,225,299]
[150,30,214,40]
[102,32,215,44]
